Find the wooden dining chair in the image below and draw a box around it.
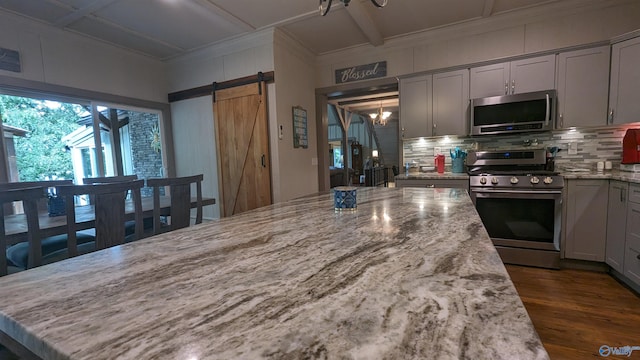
[0,180,73,213]
[146,174,203,235]
[0,187,44,276]
[57,179,145,255]
[2,180,99,270]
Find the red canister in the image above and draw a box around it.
[435,154,445,173]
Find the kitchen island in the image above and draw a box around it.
[0,188,548,359]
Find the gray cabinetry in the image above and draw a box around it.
[556,46,610,128]
[399,74,432,139]
[432,69,470,136]
[606,181,628,272]
[564,180,608,261]
[609,36,640,125]
[624,184,640,285]
[470,54,556,99]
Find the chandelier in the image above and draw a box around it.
[320,0,389,16]
[369,103,391,126]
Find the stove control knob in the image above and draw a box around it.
[544,176,554,185]
[479,177,487,185]
[510,176,519,184]
[491,177,499,185]
[530,176,540,184]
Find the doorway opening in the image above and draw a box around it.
[318,78,399,190]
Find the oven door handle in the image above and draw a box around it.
[472,189,562,195]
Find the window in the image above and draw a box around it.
[0,91,169,198]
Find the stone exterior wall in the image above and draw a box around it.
[127,111,163,197]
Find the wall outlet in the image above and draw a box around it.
[434,147,442,154]
[311,157,318,166]
[568,142,578,155]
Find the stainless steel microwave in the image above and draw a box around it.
[470,89,556,136]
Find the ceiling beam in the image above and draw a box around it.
[482,0,495,17]
[345,1,384,47]
[54,0,118,27]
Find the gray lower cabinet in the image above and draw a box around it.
[606,181,628,272]
[564,180,608,261]
[624,184,640,284]
[395,178,469,192]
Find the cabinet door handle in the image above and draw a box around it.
[261,154,266,168]
[559,113,563,128]
[511,80,515,94]
[608,109,614,124]
[426,184,435,188]
[504,81,508,95]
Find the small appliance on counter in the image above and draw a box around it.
[434,154,445,173]
[622,128,640,165]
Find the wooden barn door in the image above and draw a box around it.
[213,82,272,217]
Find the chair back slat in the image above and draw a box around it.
[0,187,44,276]
[146,174,204,235]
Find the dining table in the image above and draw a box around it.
[0,187,548,359]
[3,196,216,246]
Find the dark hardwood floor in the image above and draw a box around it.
[506,265,640,360]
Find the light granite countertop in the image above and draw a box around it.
[559,169,640,184]
[0,188,548,360]
[395,172,469,180]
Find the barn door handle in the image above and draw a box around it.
[261,154,266,168]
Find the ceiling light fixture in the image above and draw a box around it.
[369,102,391,126]
[320,0,389,16]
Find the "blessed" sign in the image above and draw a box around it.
[335,61,387,84]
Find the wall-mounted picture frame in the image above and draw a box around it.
[292,106,308,149]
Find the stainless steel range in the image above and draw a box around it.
[467,149,563,269]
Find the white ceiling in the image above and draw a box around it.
[0,0,561,114]
[0,0,560,61]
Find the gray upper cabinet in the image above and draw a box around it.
[399,74,432,139]
[470,54,556,99]
[432,69,470,137]
[609,36,640,125]
[469,62,509,99]
[556,46,610,128]
[606,180,628,273]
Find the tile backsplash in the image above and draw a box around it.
[403,124,640,170]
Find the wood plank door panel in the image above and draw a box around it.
[214,82,271,217]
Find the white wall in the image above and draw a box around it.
[0,10,166,103]
[272,29,319,201]
[166,29,275,218]
[315,0,640,87]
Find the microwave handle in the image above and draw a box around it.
[545,93,550,127]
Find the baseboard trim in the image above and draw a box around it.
[560,259,609,272]
[609,268,640,296]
